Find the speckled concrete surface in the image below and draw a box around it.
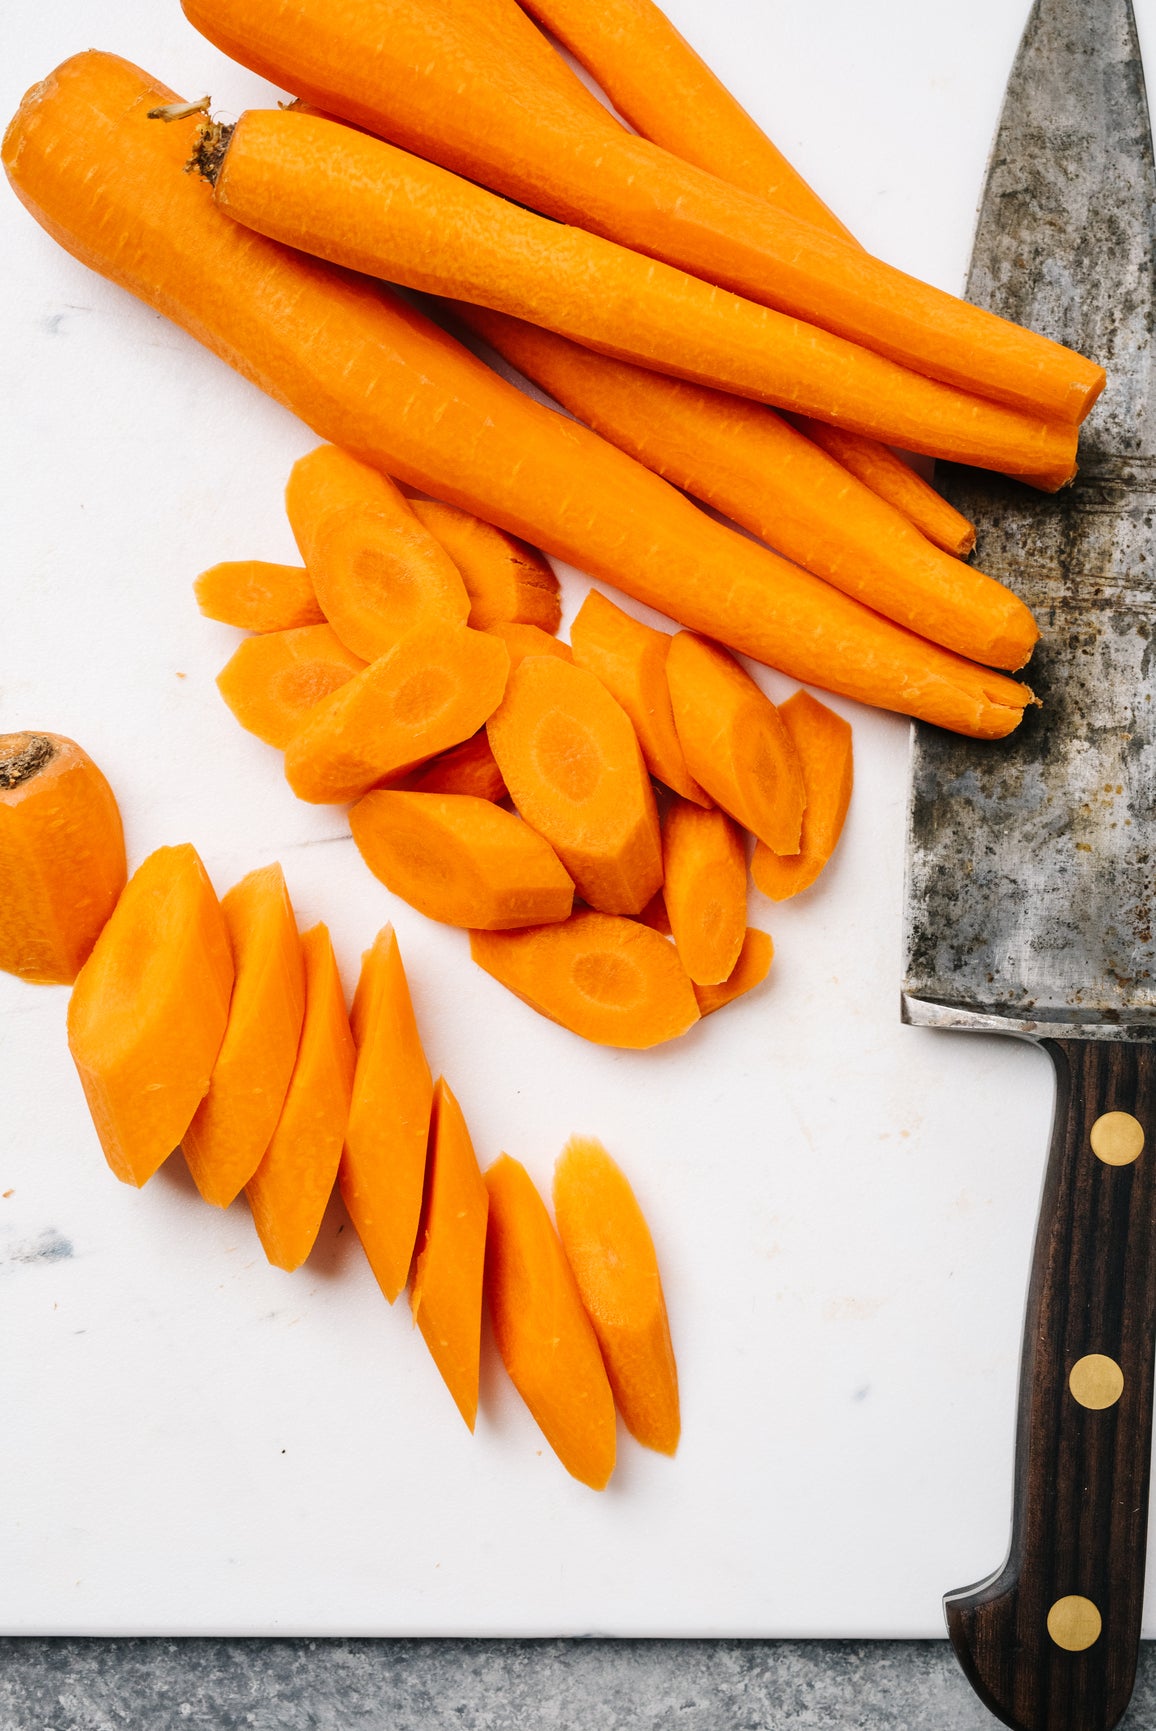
[1,1641,1155,1731]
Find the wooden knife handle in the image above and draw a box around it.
[946,1037,1156,1731]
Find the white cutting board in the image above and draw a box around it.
[2,0,1151,1637]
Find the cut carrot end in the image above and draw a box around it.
[194,559,324,633]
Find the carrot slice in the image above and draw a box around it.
[350,791,574,929]
[392,730,507,802]
[407,498,561,633]
[751,692,854,902]
[246,921,355,1271]
[788,418,976,558]
[636,889,671,936]
[487,656,662,914]
[340,924,433,1304]
[485,621,572,674]
[181,863,306,1208]
[66,843,234,1187]
[194,559,324,632]
[693,927,774,1015]
[216,624,366,749]
[0,732,126,986]
[483,1153,616,1488]
[662,798,747,986]
[470,910,699,1048]
[284,621,510,804]
[553,1134,680,1455]
[410,1079,489,1429]
[569,590,710,805]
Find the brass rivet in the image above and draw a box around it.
[1069,1354,1125,1409]
[1047,1595,1102,1651]
[1090,1112,1145,1166]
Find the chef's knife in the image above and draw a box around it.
[901,2,1156,1727]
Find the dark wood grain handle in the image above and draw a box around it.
[945,1038,1156,1731]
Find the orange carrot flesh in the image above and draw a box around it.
[284,622,510,805]
[391,730,508,803]
[286,444,471,660]
[487,656,662,915]
[751,692,854,902]
[470,909,700,1048]
[483,1153,616,1488]
[350,790,574,929]
[662,798,747,986]
[693,926,774,1015]
[406,498,562,634]
[194,559,324,632]
[569,590,710,804]
[216,624,366,750]
[340,924,433,1304]
[0,732,126,986]
[246,921,355,1272]
[552,1133,680,1455]
[181,863,306,1208]
[636,889,671,936]
[484,621,572,674]
[410,1079,490,1430]
[667,633,806,855]
[66,843,234,1187]
[789,417,976,557]
[2,54,1033,740]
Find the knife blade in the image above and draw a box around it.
[900,2,1156,1727]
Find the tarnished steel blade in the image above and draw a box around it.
[902,0,1156,1039]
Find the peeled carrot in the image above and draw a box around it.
[284,621,510,805]
[2,54,1033,739]
[0,732,126,985]
[751,692,854,902]
[66,843,234,1187]
[246,922,355,1272]
[485,621,572,674]
[410,1079,490,1430]
[667,633,806,855]
[182,863,306,1208]
[470,910,700,1048]
[194,559,324,632]
[483,1152,616,1488]
[788,418,976,558]
[487,656,662,915]
[693,926,774,1015]
[662,798,747,987]
[341,924,433,1304]
[392,730,507,803]
[406,498,562,634]
[552,1134,679,1455]
[286,444,470,660]
[216,624,366,750]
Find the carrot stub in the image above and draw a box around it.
[66,843,234,1187]
[693,927,774,1016]
[751,692,854,902]
[406,498,562,634]
[194,559,324,632]
[0,732,126,985]
[662,798,747,986]
[216,624,366,750]
[391,730,507,803]
[484,1152,616,1488]
[553,1134,680,1456]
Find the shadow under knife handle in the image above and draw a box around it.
[946,1038,1156,1731]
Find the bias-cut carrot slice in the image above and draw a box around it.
[67,843,234,1187]
[392,730,507,802]
[487,656,662,914]
[693,927,774,1015]
[667,632,805,855]
[216,623,366,749]
[484,1153,616,1488]
[246,922,355,1271]
[182,863,306,1207]
[350,790,574,929]
[470,910,699,1048]
[751,691,854,901]
[485,620,572,673]
[194,559,324,632]
[410,1079,490,1430]
[407,498,561,633]
[553,1135,680,1456]
[284,621,510,804]
[340,925,433,1304]
[662,798,747,986]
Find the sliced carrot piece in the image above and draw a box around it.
[350,791,574,930]
[470,910,699,1048]
[636,888,671,936]
[751,691,854,901]
[216,623,366,749]
[662,798,747,986]
[667,632,805,855]
[392,729,507,802]
[407,498,561,633]
[487,656,662,914]
[246,921,355,1271]
[553,1135,679,1456]
[0,731,126,986]
[66,843,233,1186]
[410,1079,489,1430]
[693,927,774,1015]
[789,418,976,557]
[485,620,572,673]
[484,1153,616,1488]
[182,863,306,1208]
[194,559,324,632]
[340,924,433,1303]
[284,621,510,804]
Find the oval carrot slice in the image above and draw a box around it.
[693,927,774,1016]
[194,559,324,632]
[406,498,562,634]
[485,621,572,674]
[391,730,507,803]
[751,691,854,902]
[662,798,747,986]
[216,623,366,749]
